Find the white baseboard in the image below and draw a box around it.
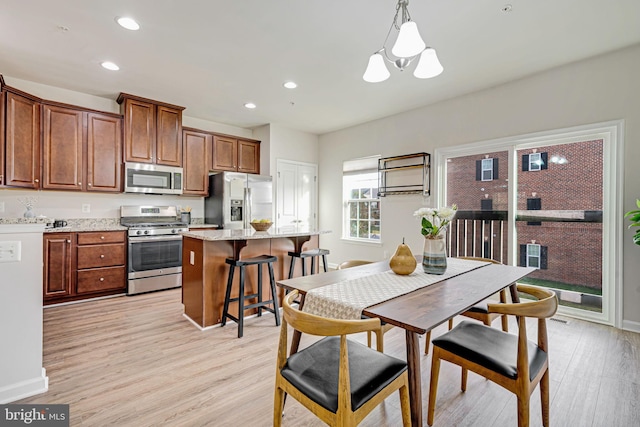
[622,319,640,333]
[0,368,48,404]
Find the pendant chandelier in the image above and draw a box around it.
[363,0,443,83]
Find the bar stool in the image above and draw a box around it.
[221,255,280,338]
[287,248,330,279]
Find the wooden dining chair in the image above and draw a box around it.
[424,256,508,355]
[337,260,394,352]
[274,291,411,427]
[427,285,558,427]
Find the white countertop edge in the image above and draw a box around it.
[0,224,47,234]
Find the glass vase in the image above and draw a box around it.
[422,235,447,274]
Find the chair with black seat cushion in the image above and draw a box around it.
[221,254,280,338]
[424,256,509,355]
[427,285,558,427]
[273,291,411,427]
[337,260,394,353]
[287,248,330,278]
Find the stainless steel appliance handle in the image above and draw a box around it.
[128,235,184,243]
[244,187,252,229]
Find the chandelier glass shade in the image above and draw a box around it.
[363,0,443,83]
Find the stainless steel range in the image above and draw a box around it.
[120,206,188,295]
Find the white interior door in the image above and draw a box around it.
[276,159,317,228]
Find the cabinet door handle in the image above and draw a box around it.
[78,182,82,185]
[34,178,39,183]
[88,183,92,187]
[100,236,105,239]
[99,277,104,282]
[100,254,105,258]
[67,239,71,243]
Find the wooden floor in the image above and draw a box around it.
[18,288,640,426]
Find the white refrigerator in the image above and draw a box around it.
[205,172,273,229]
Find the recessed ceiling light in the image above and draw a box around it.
[244,102,257,109]
[101,61,120,71]
[283,81,297,89]
[116,16,140,30]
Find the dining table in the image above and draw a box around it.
[276,256,536,426]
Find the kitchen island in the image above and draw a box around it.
[181,227,331,329]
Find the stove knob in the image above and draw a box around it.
[172,229,177,234]
[144,230,150,235]
[136,230,143,235]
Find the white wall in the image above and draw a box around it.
[0,224,48,403]
[318,43,640,328]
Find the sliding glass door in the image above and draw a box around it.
[436,122,622,325]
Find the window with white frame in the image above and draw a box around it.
[481,158,494,181]
[529,152,542,171]
[343,156,381,242]
[526,243,541,268]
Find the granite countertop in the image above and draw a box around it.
[182,227,331,241]
[0,218,126,233]
[0,217,219,233]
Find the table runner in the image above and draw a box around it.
[303,258,490,320]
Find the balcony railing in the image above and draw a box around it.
[447,209,604,311]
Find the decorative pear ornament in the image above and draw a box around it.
[389,238,417,275]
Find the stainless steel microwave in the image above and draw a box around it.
[124,162,183,195]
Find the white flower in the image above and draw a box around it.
[414,204,458,237]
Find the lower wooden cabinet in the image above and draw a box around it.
[43,233,74,299]
[44,230,127,305]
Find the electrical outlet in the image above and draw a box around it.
[0,241,21,262]
[82,204,91,213]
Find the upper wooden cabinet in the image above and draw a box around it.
[42,104,122,192]
[0,88,5,187]
[211,135,260,174]
[42,104,84,191]
[86,112,123,192]
[117,93,184,167]
[4,89,41,188]
[182,128,211,196]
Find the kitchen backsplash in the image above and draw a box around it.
[0,189,205,220]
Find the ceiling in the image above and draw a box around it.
[1,1,640,135]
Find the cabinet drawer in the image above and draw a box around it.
[77,244,125,269]
[77,266,126,294]
[77,231,126,245]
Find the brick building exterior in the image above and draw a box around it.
[446,140,603,290]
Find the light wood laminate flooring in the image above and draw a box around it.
[17,289,640,426]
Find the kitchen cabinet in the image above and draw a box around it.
[42,104,122,192]
[182,128,211,196]
[42,104,83,190]
[4,89,41,189]
[43,233,74,299]
[44,231,127,305]
[118,93,185,167]
[0,88,5,186]
[86,112,123,192]
[76,231,126,295]
[211,135,260,174]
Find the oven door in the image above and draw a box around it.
[128,234,183,279]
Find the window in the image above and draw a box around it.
[343,156,381,242]
[475,158,498,181]
[522,152,548,171]
[526,243,540,268]
[480,199,493,211]
[526,197,542,226]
